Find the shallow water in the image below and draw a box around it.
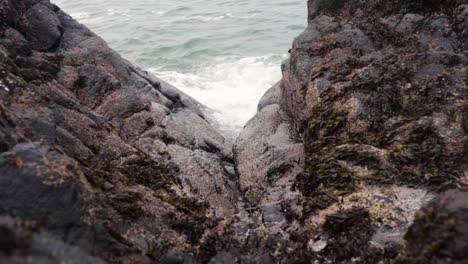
[52,0,307,139]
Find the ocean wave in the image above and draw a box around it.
[70,12,90,20]
[52,0,307,138]
[153,10,168,16]
[191,15,226,22]
[165,6,191,15]
[148,55,286,139]
[171,13,233,23]
[69,12,103,24]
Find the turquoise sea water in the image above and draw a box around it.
[52,0,307,137]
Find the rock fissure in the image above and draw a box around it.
[1,0,467,263]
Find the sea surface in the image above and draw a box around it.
[52,0,307,139]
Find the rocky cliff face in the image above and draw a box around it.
[1,0,467,263]
[233,0,467,262]
[0,0,238,262]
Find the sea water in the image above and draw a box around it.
[52,0,307,140]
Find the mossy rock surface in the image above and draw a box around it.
[294,0,467,212]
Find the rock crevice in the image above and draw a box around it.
[1,0,467,263]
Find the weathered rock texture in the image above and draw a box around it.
[293,0,467,221]
[233,0,468,262]
[0,0,238,262]
[398,189,468,263]
[1,0,467,263]
[235,82,304,206]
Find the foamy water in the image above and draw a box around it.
[149,55,285,137]
[52,0,307,139]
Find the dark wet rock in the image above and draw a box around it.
[322,208,374,260]
[259,203,285,228]
[1,0,467,262]
[24,3,62,51]
[0,216,104,264]
[293,1,467,215]
[228,0,467,262]
[0,143,84,229]
[160,251,197,264]
[163,108,227,155]
[399,189,468,263]
[165,145,238,217]
[307,0,345,22]
[208,252,273,264]
[234,103,304,204]
[230,81,305,262]
[0,0,237,262]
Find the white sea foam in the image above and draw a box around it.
[192,15,226,22]
[154,10,168,15]
[51,0,307,139]
[172,14,232,23]
[149,55,285,140]
[70,12,90,20]
[68,12,104,24]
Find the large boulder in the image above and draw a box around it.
[0,0,238,262]
[230,0,468,262]
[24,3,62,51]
[293,0,467,208]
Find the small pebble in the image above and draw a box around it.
[104,181,114,190]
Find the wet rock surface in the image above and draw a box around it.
[1,0,467,263]
[0,0,237,262]
[285,0,467,262]
[234,102,304,205]
[399,189,468,263]
[230,0,467,262]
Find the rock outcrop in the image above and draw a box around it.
[234,81,304,207]
[1,0,467,263]
[0,0,238,262]
[232,0,467,262]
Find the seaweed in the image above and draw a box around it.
[297,47,463,215]
[399,190,468,263]
[322,207,375,261]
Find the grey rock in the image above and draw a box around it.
[234,104,303,204]
[26,3,62,50]
[160,251,197,264]
[0,0,239,262]
[258,82,281,111]
[1,0,467,263]
[0,216,105,264]
[0,143,83,229]
[307,0,345,22]
[401,190,468,263]
[103,182,114,190]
